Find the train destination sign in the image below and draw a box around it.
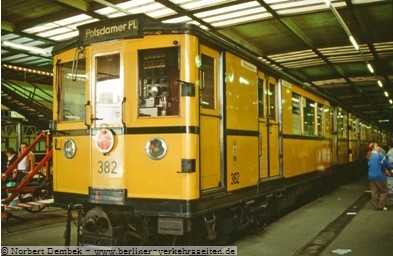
[79,15,153,45]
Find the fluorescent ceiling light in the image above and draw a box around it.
[2,41,50,55]
[349,36,359,50]
[38,27,73,38]
[367,63,374,73]
[117,0,154,10]
[377,80,383,87]
[178,0,229,10]
[55,14,92,26]
[162,16,192,23]
[195,2,260,18]
[384,91,389,97]
[203,8,265,23]
[148,8,176,18]
[50,31,79,41]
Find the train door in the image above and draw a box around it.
[89,43,125,189]
[199,45,223,192]
[259,75,280,178]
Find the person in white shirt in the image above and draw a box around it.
[15,143,35,182]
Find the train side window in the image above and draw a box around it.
[303,97,316,136]
[292,93,301,135]
[258,78,264,118]
[138,47,180,117]
[58,60,86,122]
[317,103,324,137]
[201,54,215,110]
[337,108,348,139]
[268,83,276,121]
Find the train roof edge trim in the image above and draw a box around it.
[51,14,382,130]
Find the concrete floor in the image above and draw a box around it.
[1,177,392,256]
[235,177,393,256]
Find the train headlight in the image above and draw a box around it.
[64,139,77,159]
[145,138,167,160]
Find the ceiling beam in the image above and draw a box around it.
[55,0,90,12]
[1,21,15,32]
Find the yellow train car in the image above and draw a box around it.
[52,14,370,245]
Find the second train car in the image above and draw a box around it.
[52,14,375,245]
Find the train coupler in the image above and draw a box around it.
[203,214,217,240]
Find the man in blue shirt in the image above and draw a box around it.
[368,142,393,210]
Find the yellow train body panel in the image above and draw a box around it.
[226,136,259,191]
[283,139,332,178]
[126,133,199,200]
[225,52,258,131]
[53,135,90,194]
[281,80,332,177]
[200,116,220,190]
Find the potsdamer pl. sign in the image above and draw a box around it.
[78,14,155,45]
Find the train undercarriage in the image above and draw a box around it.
[63,167,362,246]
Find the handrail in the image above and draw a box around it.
[2,130,53,205]
[4,149,53,205]
[1,130,49,181]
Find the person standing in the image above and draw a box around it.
[2,148,18,198]
[15,143,35,182]
[5,148,17,173]
[387,142,393,163]
[368,142,393,211]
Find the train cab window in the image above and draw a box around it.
[258,78,265,118]
[317,103,324,137]
[95,53,122,127]
[292,93,301,135]
[138,47,180,117]
[304,98,316,136]
[268,83,276,121]
[58,60,86,122]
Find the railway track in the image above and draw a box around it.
[1,207,69,234]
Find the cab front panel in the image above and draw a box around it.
[53,31,201,210]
